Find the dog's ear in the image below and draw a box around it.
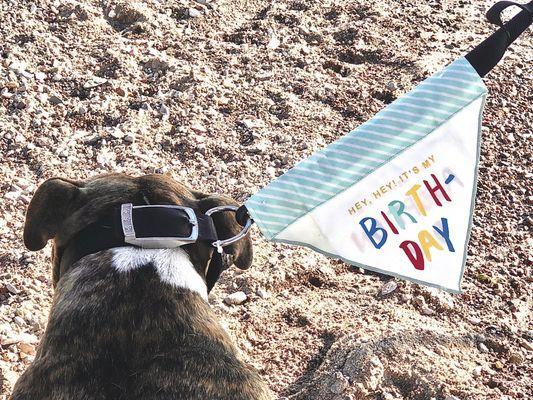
[24,178,83,251]
[195,193,253,270]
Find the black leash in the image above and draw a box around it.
[466,1,533,77]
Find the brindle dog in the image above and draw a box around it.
[11,173,272,400]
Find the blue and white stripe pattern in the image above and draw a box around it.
[246,57,487,239]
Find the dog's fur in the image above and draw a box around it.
[11,173,272,400]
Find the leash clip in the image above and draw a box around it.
[205,205,253,250]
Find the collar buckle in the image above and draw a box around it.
[120,203,199,248]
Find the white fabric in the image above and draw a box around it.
[277,97,485,292]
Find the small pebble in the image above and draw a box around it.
[124,134,135,143]
[267,30,280,50]
[508,352,524,365]
[421,306,435,316]
[386,82,396,91]
[188,8,201,18]
[224,291,247,305]
[49,95,63,105]
[18,342,36,355]
[110,129,125,139]
[380,280,398,296]
[5,283,20,295]
[83,76,107,89]
[160,104,170,119]
[329,372,349,394]
[115,87,126,97]
[34,71,46,81]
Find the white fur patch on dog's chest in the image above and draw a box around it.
[111,248,208,301]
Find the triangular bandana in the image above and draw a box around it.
[245,58,488,292]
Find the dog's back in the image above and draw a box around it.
[11,249,271,400]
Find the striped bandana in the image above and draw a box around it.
[245,58,488,292]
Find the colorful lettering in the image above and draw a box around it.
[388,200,417,230]
[400,241,425,270]
[433,218,454,252]
[418,230,444,262]
[359,217,387,249]
[424,174,451,206]
[405,184,427,216]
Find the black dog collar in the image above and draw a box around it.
[60,204,224,291]
[119,204,217,248]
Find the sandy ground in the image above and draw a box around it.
[0,0,531,399]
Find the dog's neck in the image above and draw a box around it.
[54,206,224,292]
[57,241,209,301]
[111,247,208,301]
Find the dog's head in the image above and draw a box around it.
[23,173,252,286]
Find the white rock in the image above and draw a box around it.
[5,191,22,202]
[0,321,11,332]
[224,291,247,305]
[267,30,280,50]
[188,8,201,18]
[5,283,20,294]
[222,78,234,89]
[380,280,397,296]
[14,177,30,189]
[8,60,27,74]
[110,129,125,139]
[35,72,46,81]
[83,76,107,89]
[240,118,264,129]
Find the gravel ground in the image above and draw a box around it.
[0,1,531,399]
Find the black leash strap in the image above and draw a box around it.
[466,1,533,77]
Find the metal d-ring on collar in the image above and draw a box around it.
[205,205,253,253]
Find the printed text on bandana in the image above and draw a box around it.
[347,155,457,271]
